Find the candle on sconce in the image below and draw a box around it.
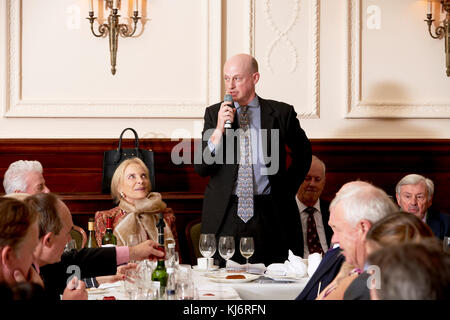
[113,0,118,9]
[427,0,432,15]
[88,0,93,12]
[134,0,139,12]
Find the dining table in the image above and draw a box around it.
[87,265,310,300]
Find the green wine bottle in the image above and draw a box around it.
[151,213,167,298]
[102,216,117,247]
[86,218,98,248]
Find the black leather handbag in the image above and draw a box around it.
[101,128,155,194]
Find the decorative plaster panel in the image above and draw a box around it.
[4,0,222,118]
[245,0,320,119]
[346,0,450,118]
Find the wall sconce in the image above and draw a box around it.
[425,0,450,76]
[87,0,141,75]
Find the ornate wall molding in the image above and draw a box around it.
[245,0,320,119]
[346,0,450,119]
[3,0,222,118]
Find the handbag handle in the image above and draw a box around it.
[114,128,142,163]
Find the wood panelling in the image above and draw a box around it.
[1,138,449,263]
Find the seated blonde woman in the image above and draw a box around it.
[317,211,435,300]
[94,158,179,254]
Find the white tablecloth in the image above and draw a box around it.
[87,267,310,300]
[193,269,309,300]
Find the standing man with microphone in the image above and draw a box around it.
[194,53,311,266]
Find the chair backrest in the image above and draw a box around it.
[70,225,87,250]
[185,218,202,265]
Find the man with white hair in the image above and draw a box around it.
[329,181,398,271]
[395,173,450,239]
[296,181,397,300]
[3,160,50,194]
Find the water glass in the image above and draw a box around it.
[175,267,195,300]
[123,269,139,300]
[146,281,161,300]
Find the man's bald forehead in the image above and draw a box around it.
[225,54,259,74]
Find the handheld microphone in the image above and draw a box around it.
[223,94,234,129]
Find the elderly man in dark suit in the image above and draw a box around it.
[295,155,333,258]
[194,53,311,266]
[395,173,450,239]
[296,181,398,300]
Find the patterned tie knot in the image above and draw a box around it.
[239,106,249,131]
[304,207,315,215]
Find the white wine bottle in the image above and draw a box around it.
[86,218,98,248]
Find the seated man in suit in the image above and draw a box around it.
[296,181,398,300]
[295,155,333,257]
[395,174,450,239]
[24,193,163,299]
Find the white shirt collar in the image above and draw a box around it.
[296,197,321,214]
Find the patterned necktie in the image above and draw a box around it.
[236,106,254,223]
[305,207,324,255]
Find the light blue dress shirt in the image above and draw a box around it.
[208,96,271,195]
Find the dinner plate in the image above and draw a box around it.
[192,265,219,271]
[205,272,261,283]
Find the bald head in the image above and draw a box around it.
[223,54,260,106]
[224,54,258,74]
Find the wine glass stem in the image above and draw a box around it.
[246,258,249,272]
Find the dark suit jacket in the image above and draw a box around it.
[426,207,450,239]
[39,247,117,300]
[343,271,371,300]
[295,247,345,300]
[319,199,333,247]
[194,96,312,258]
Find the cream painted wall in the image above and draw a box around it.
[0,0,449,139]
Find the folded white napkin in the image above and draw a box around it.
[266,250,308,278]
[98,281,123,289]
[307,252,322,277]
[226,260,266,274]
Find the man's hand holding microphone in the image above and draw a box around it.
[210,93,236,146]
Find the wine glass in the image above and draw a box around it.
[239,237,254,273]
[218,236,235,272]
[126,234,143,263]
[199,234,216,270]
[126,233,142,247]
[64,239,77,253]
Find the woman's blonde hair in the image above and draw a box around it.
[110,157,151,203]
